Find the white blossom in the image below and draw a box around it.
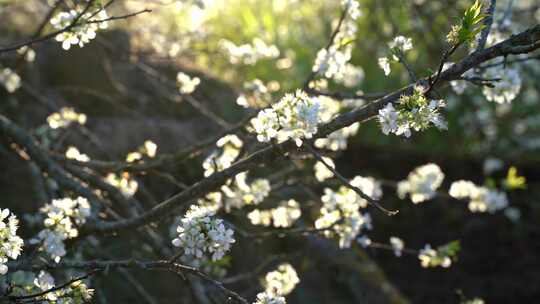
[315,176,380,248]
[36,197,91,262]
[388,36,413,52]
[253,291,286,304]
[357,235,372,248]
[65,146,90,162]
[248,200,301,228]
[251,90,321,147]
[17,46,36,63]
[378,57,391,76]
[0,67,21,93]
[389,236,404,257]
[203,135,243,177]
[177,72,201,94]
[219,38,279,65]
[342,0,361,20]
[378,103,399,135]
[263,263,300,296]
[378,86,447,137]
[397,163,445,203]
[0,209,24,275]
[314,157,335,181]
[172,205,235,262]
[51,9,109,50]
[418,244,452,268]
[106,173,138,197]
[46,107,87,129]
[482,67,522,104]
[449,180,509,213]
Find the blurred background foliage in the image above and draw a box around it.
[1,0,540,303]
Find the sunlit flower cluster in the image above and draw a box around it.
[312,1,359,81]
[315,176,379,248]
[177,72,201,94]
[482,67,522,104]
[0,209,24,275]
[172,205,235,261]
[219,38,279,65]
[65,146,90,162]
[253,291,286,304]
[51,9,109,50]
[449,180,509,213]
[47,107,87,129]
[378,86,447,137]
[397,163,445,203]
[263,263,300,296]
[314,157,335,181]
[126,140,158,162]
[0,67,21,93]
[248,199,301,228]
[378,36,413,76]
[36,197,91,262]
[105,172,138,197]
[202,135,243,177]
[220,173,271,211]
[9,270,94,303]
[389,236,404,257]
[251,90,321,147]
[418,244,452,268]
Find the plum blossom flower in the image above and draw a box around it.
[251,90,321,147]
[0,209,24,275]
[263,263,300,296]
[397,164,445,203]
[172,205,235,262]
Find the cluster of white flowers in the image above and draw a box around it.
[46,107,87,129]
[315,176,379,248]
[0,67,21,93]
[51,9,109,50]
[482,67,522,104]
[418,244,452,268]
[177,72,201,94]
[16,46,36,63]
[449,180,508,213]
[126,140,158,163]
[389,236,404,257]
[378,86,447,137]
[202,135,243,177]
[263,263,300,296]
[253,291,286,304]
[219,38,279,65]
[65,146,90,162]
[397,163,445,203]
[378,36,413,76]
[172,205,235,261]
[251,90,321,147]
[0,209,24,275]
[196,174,270,213]
[105,172,138,197]
[312,1,360,82]
[220,173,271,211]
[314,157,335,182]
[35,197,91,262]
[236,79,273,108]
[9,270,94,302]
[248,200,301,228]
